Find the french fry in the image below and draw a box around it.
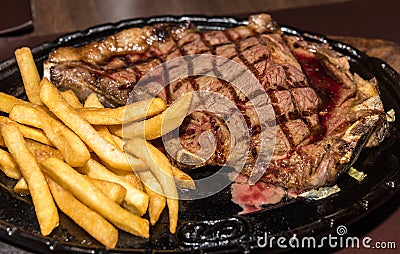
[40,157,149,238]
[0,148,21,179]
[0,116,52,146]
[87,177,126,205]
[39,78,146,171]
[77,98,166,125]
[9,104,90,167]
[112,93,192,140]
[107,167,143,191]
[138,170,166,225]
[103,162,142,187]
[14,162,126,206]
[83,94,119,148]
[0,122,58,236]
[14,178,29,195]
[124,138,178,233]
[17,173,127,205]
[14,140,62,195]
[84,93,104,108]
[166,196,179,234]
[97,126,121,150]
[14,47,43,105]
[77,158,148,216]
[60,90,83,109]
[25,139,63,161]
[111,134,124,151]
[145,188,166,226]
[0,92,32,113]
[0,133,4,147]
[124,138,178,198]
[171,166,196,190]
[0,92,54,117]
[17,124,53,146]
[46,177,118,248]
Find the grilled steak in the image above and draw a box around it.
[45,14,388,190]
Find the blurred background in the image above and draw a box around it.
[27,0,400,41]
[1,0,399,63]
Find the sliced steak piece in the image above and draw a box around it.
[230,173,285,214]
[45,13,388,190]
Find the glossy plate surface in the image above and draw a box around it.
[0,16,399,253]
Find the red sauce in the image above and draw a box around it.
[295,53,344,142]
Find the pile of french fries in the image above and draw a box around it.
[0,47,195,248]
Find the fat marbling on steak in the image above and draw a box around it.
[44,14,388,192]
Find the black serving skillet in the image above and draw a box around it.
[0,15,399,253]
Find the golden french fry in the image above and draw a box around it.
[14,141,62,195]
[124,138,177,197]
[138,170,166,225]
[14,177,29,195]
[171,166,196,190]
[107,125,123,137]
[108,170,143,195]
[25,139,63,161]
[83,94,120,148]
[0,133,4,147]
[40,157,149,238]
[88,177,126,205]
[10,104,90,167]
[0,115,17,124]
[111,134,124,151]
[13,139,62,194]
[46,177,118,248]
[18,125,53,146]
[17,169,127,206]
[115,93,192,140]
[84,93,104,108]
[125,97,166,122]
[9,105,44,132]
[146,187,167,226]
[97,126,121,149]
[0,116,52,146]
[0,92,32,113]
[39,78,146,171]
[77,98,166,125]
[14,140,63,195]
[166,197,179,234]
[124,138,178,233]
[0,148,21,179]
[60,90,83,109]
[108,167,143,191]
[0,92,54,118]
[15,47,43,105]
[77,158,149,216]
[1,122,58,236]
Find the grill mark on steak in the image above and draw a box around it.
[199,31,217,56]
[287,89,315,138]
[235,44,260,78]
[222,29,260,78]
[169,31,198,101]
[46,14,388,190]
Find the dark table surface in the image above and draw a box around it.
[0,0,399,253]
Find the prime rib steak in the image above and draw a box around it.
[44,14,388,191]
